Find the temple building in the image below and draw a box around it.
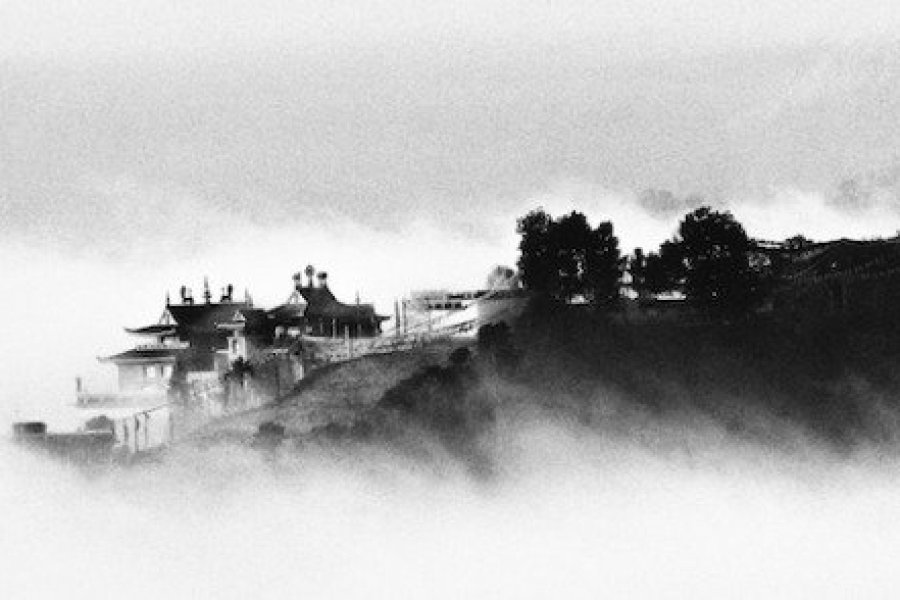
[101,309,184,393]
[100,345,181,394]
[269,266,389,339]
[101,279,256,393]
[100,267,387,396]
[216,306,274,364]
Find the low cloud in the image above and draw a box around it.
[3,411,900,598]
[733,184,900,243]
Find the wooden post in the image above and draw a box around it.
[402,300,408,334]
[394,299,401,337]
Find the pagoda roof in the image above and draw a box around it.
[166,302,253,332]
[125,324,178,336]
[100,347,181,363]
[292,285,389,322]
[268,302,307,324]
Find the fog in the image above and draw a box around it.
[4,2,900,595]
[5,178,900,411]
[4,410,900,598]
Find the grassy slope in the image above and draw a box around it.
[189,341,460,445]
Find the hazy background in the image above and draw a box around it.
[3,0,900,406]
[3,4,900,596]
[0,0,900,402]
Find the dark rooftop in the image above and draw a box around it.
[167,302,253,332]
[125,324,178,336]
[101,347,181,363]
[293,285,388,322]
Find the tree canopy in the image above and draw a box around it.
[629,245,683,298]
[661,206,762,315]
[516,208,623,305]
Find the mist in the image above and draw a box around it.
[5,1,900,596]
[5,175,900,416]
[4,401,900,598]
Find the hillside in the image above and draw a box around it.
[189,341,461,445]
[503,304,900,451]
[188,301,900,469]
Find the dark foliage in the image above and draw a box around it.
[661,206,764,316]
[516,208,623,305]
[477,322,520,374]
[449,347,472,366]
[377,348,495,447]
[629,247,682,297]
[510,301,900,450]
[250,421,286,451]
[228,357,254,379]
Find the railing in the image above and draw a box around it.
[291,289,528,366]
[134,341,189,350]
[76,390,168,408]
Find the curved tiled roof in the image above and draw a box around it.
[125,324,178,336]
[166,302,253,332]
[286,286,388,322]
[268,302,307,324]
[101,347,181,363]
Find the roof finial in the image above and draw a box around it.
[204,276,211,304]
[166,291,171,306]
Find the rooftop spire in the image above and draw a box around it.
[203,276,211,304]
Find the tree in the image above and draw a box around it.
[664,206,761,316]
[485,265,519,290]
[516,208,557,295]
[651,239,688,293]
[516,208,623,304]
[551,211,593,301]
[584,221,625,306]
[629,248,648,296]
[784,234,813,251]
[630,243,683,298]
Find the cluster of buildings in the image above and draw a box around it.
[15,236,900,459]
[15,265,396,459]
[16,264,528,459]
[100,266,390,397]
[98,236,900,402]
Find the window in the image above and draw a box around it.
[144,365,159,379]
